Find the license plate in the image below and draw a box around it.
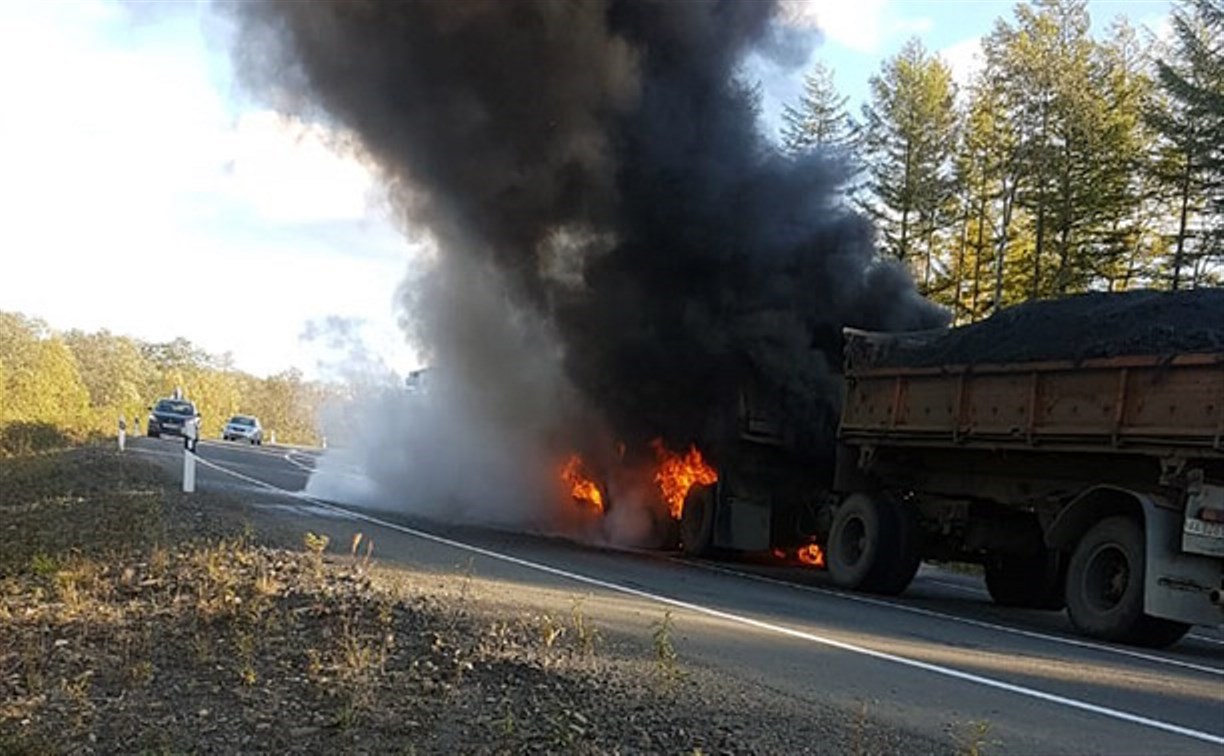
[1185,518,1224,539]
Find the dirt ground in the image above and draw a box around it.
[0,447,956,755]
[878,289,1224,367]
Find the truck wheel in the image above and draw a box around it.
[985,550,1066,610]
[828,494,920,596]
[680,483,716,557]
[1065,516,1190,647]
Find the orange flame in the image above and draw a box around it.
[797,543,826,568]
[652,439,718,520]
[561,454,604,513]
[772,543,826,568]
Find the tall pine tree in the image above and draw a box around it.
[1150,0,1224,288]
[860,38,958,289]
[779,61,858,155]
[946,70,1017,320]
[981,0,1151,298]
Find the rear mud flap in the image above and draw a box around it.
[1144,502,1224,627]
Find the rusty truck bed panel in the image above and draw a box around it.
[840,349,1224,453]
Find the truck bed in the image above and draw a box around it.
[841,336,1224,455]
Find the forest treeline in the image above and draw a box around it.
[781,0,1223,320]
[0,311,331,454]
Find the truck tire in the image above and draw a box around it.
[985,550,1066,610]
[680,483,716,557]
[1065,516,1190,647]
[828,494,920,596]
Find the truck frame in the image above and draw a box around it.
[681,328,1224,647]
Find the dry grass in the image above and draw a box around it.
[951,719,1002,756]
[0,448,167,578]
[3,535,461,752]
[0,449,631,752]
[651,609,684,692]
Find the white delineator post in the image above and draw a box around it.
[117,416,127,452]
[182,416,200,493]
[183,447,196,493]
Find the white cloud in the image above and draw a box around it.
[940,36,984,92]
[778,0,933,53]
[0,0,420,378]
[223,112,380,226]
[1135,12,1173,45]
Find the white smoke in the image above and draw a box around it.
[303,249,630,538]
[300,250,677,547]
[306,380,570,529]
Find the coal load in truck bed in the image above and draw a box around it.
[881,289,1224,368]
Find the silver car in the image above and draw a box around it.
[222,415,263,445]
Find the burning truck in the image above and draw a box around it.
[566,290,1224,649]
[227,1,1221,649]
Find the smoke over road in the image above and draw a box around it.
[228,0,945,534]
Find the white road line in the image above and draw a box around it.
[671,559,1224,677]
[129,447,181,460]
[188,453,1224,748]
[923,577,988,596]
[1189,634,1224,647]
[282,451,370,482]
[282,452,315,473]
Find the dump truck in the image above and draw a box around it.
[681,291,1224,647]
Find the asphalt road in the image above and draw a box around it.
[131,435,1224,754]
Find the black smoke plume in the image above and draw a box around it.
[229,0,944,511]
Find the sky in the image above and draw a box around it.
[757,0,1173,128]
[0,0,1174,380]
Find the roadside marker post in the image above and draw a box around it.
[182,416,200,493]
[117,416,126,452]
[183,449,196,493]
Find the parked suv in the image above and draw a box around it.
[147,399,199,438]
[223,415,263,445]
